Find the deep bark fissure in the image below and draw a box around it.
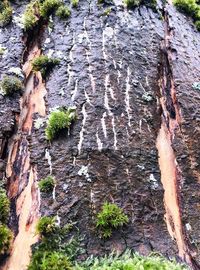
[2,23,47,270]
[156,4,200,269]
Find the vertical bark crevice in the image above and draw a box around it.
[156,3,200,270]
[2,21,47,270]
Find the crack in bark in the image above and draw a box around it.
[2,21,47,270]
[156,3,200,269]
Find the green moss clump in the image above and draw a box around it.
[75,251,189,270]
[0,189,10,223]
[31,55,60,78]
[173,0,200,30]
[142,0,157,9]
[45,107,77,141]
[0,223,13,255]
[96,202,129,238]
[71,0,79,8]
[1,76,23,96]
[173,0,197,15]
[124,0,157,9]
[23,0,40,30]
[38,176,55,193]
[36,216,58,237]
[40,0,62,18]
[195,19,200,29]
[28,251,73,270]
[124,0,141,8]
[56,5,71,19]
[0,1,13,27]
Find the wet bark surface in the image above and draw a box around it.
[0,0,200,269]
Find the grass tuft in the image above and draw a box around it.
[28,251,73,270]
[75,250,189,270]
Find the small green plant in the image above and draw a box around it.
[71,0,79,8]
[36,216,58,237]
[40,0,62,18]
[96,202,129,238]
[0,189,10,223]
[56,5,71,19]
[38,176,55,193]
[74,250,189,270]
[0,1,12,27]
[28,251,73,270]
[23,0,40,30]
[45,107,77,140]
[31,55,60,78]
[1,76,23,95]
[0,223,13,255]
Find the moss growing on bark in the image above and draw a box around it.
[36,216,58,237]
[124,0,140,8]
[96,202,129,238]
[39,0,62,18]
[173,0,200,30]
[38,176,55,193]
[23,0,71,30]
[71,0,79,8]
[0,189,10,223]
[1,76,23,96]
[0,223,13,255]
[124,0,157,9]
[23,0,40,30]
[56,5,71,19]
[45,107,77,141]
[0,1,12,27]
[31,55,60,78]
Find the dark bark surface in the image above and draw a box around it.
[0,0,200,269]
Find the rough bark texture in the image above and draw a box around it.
[0,0,200,269]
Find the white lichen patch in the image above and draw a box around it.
[13,15,25,29]
[137,164,145,171]
[47,49,55,58]
[8,67,24,78]
[142,92,153,102]
[45,149,52,175]
[59,88,65,97]
[185,223,192,231]
[34,118,45,129]
[149,173,159,190]
[0,44,8,57]
[78,165,91,182]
